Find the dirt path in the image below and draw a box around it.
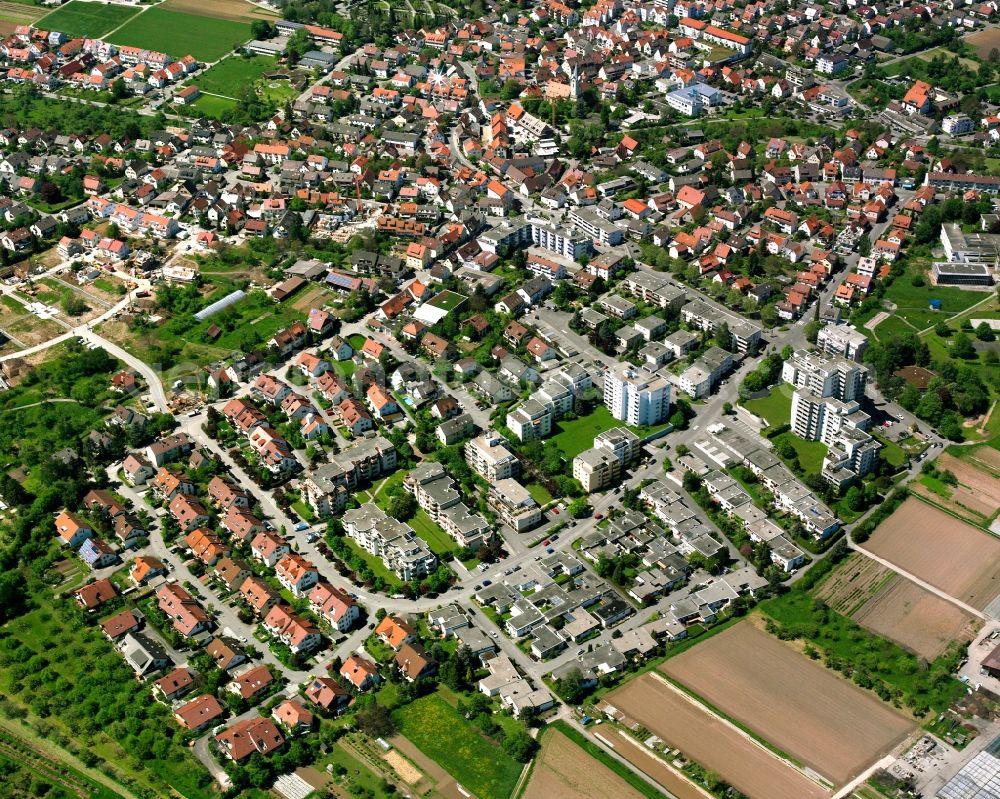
[852,540,989,621]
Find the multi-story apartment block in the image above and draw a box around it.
[816,325,869,362]
[464,431,520,483]
[604,364,671,427]
[573,427,641,493]
[343,503,437,581]
[782,349,866,403]
[300,435,397,518]
[680,299,762,354]
[403,462,491,550]
[487,479,542,533]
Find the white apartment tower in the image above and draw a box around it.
[604,364,672,427]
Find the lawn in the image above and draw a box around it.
[347,334,368,350]
[551,405,622,459]
[408,507,459,556]
[526,482,553,505]
[871,432,907,469]
[38,1,141,38]
[187,94,236,118]
[107,7,252,60]
[340,535,402,589]
[743,383,792,429]
[392,694,522,799]
[882,261,990,331]
[772,430,827,474]
[188,54,277,97]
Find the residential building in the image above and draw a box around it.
[603,364,671,427]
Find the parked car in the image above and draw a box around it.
[293,521,310,531]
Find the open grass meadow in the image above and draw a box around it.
[392,694,522,799]
[190,54,277,97]
[771,430,827,474]
[38,1,140,38]
[882,258,992,332]
[108,7,252,61]
[188,93,237,118]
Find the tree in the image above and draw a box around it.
[502,729,537,762]
[250,20,275,39]
[357,703,396,738]
[558,668,589,703]
[567,498,591,519]
[387,492,417,522]
[950,332,976,359]
[976,322,996,342]
[110,78,129,101]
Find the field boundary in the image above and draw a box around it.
[852,540,987,620]
[909,491,996,537]
[648,672,832,790]
[546,721,674,799]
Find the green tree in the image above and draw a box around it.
[567,498,592,519]
[502,729,537,762]
[387,491,417,522]
[950,332,976,359]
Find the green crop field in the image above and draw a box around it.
[108,8,251,61]
[392,694,522,799]
[190,54,277,98]
[38,1,141,38]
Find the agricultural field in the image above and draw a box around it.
[606,671,833,799]
[966,27,1000,59]
[521,727,649,799]
[815,552,980,660]
[107,8,252,61]
[161,0,279,20]
[865,496,1000,611]
[912,451,1000,526]
[661,622,915,787]
[391,694,522,799]
[0,0,44,36]
[37,1,140,38]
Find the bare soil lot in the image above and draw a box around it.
[606,672,832,799]
[866,497,1000,610]
[161,0,278,20]
[521,729,648,799]
[817,552,980,660]
[967,27,1000,59]
[921,452,1000,522]
[662,623,915,786]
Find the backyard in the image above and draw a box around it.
[551,406,622,459]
